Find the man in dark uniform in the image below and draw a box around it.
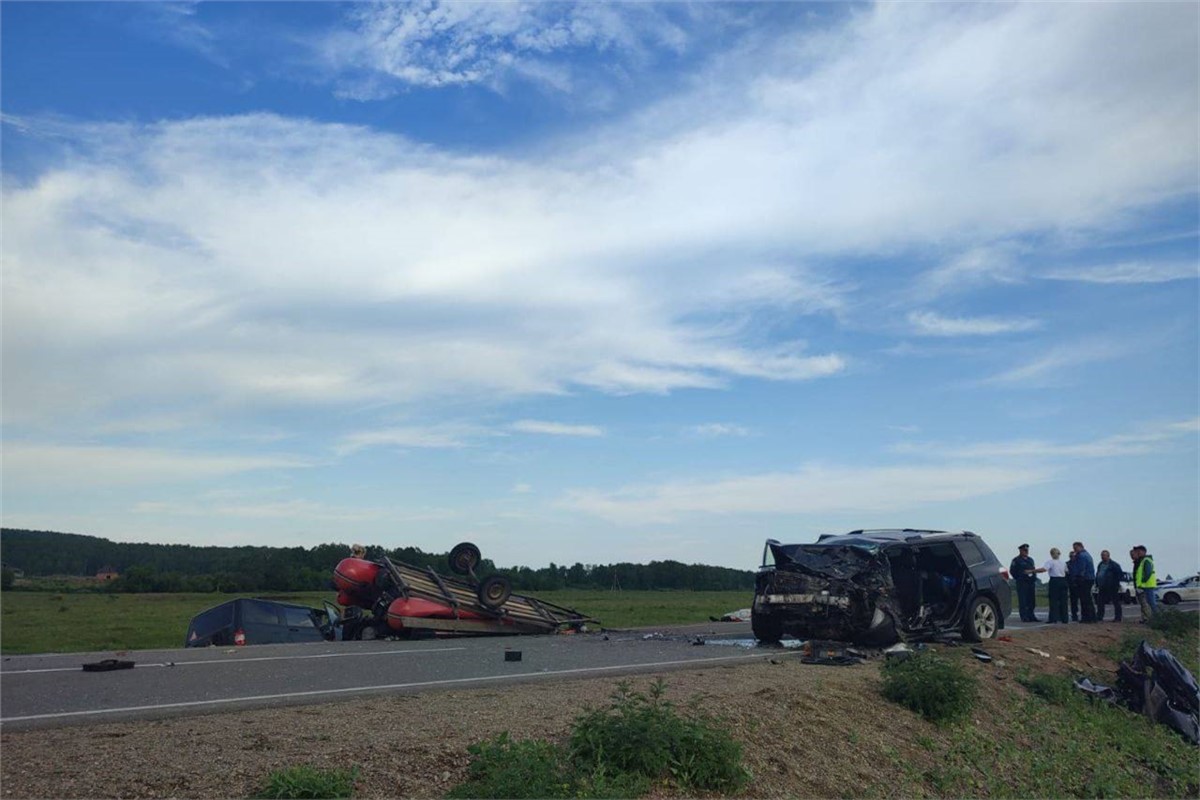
[1010,544,1038,622]
[1095,549,1123,622]
[1066,550,1081,621]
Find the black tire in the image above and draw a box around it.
[751,610,783,643]
[1162,592,1181,606]
[477,575,512,609]
[962,596,1000,642]
[448,542,482,576]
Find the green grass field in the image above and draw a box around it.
[0,589,753,655]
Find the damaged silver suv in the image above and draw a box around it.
[752,529,1011,645]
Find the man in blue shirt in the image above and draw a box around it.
[1071,541,1097,623]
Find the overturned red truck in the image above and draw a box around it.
[333,542,595,639]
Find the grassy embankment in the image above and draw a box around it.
[0,589,752,654]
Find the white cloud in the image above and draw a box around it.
[561,463,1053,525]
[321,1,691,96]
[336,424,483,455]
[132,498,386,522]
[2,443,308,488]
[510,420,604,437]
[3,1,1196,439]
[908,310,1042,337]
[909,247,1024,301]
[893,418,1200,460]
[689,423,750,438]
[1041,261,1199,284]
[978,341,1131,387]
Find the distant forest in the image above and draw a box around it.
[0,528,755,593]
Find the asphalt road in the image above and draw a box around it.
[0,629,785,731]
[3,601,1192,732]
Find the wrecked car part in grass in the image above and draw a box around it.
[1116,640,1200,745]
[752,529,1011,646]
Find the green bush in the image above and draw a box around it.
[570,679,748,793]
[255,765,357,799]
[447,680,748,799]
[446,734,576,799]
[881,652,977,724]
[1018,672,1076,706]
[1148,608,1198,639]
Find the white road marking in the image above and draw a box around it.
[1,646,467,675]
[0,652,774,724]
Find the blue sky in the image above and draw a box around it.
[2,1,1197,576]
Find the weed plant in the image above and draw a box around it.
[881,652,977,725]
[447,679,747,799]
[570,678,748,793]
[447,734,577,799]
[1148,608,1199,639]
[255,765,357,799]
[1017,672,1076,705]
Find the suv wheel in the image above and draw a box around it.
[962,596,999,642]
[752,610,783,644]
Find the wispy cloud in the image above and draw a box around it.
[910,247,1023,301]
[689,423,751,438]
[561,463,1052,525]
[511,420,604,437]
[133,498,386,522]
[2,443,308,488]
[336,425,483,455]
[321,1,692,98]
[135,3,229,69]
[908,311,1041,337]
[978,341,1130,387]
[893,418,1199,460]
[1041,261,1199,285]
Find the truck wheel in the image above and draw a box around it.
[752,610,783,643]
[477,575,512,609]
[962,596,999,642]
[449,542,482,576]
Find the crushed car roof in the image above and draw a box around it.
[811,529,978,547]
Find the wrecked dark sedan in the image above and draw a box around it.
[752,529,1011,645]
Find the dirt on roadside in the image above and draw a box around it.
[0,623,1160,799]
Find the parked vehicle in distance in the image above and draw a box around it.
[752,529,1011,645]
[185,598,341,647]
[1159,574,1200,606]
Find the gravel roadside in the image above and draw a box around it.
[0,624,1145,798]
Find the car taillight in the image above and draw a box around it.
[999,567,1010,580]
[234,629,246,646]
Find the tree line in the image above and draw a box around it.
[0,528,754,593]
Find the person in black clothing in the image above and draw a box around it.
[1066,550,1081,622]
[1094,549,1123,622]
[1010,543,1038,622]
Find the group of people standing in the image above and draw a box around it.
[1009,542,1158,625]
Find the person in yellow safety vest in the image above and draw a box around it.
[1133,544,1158,621]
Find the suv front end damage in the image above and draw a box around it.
[752,541,901,645]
